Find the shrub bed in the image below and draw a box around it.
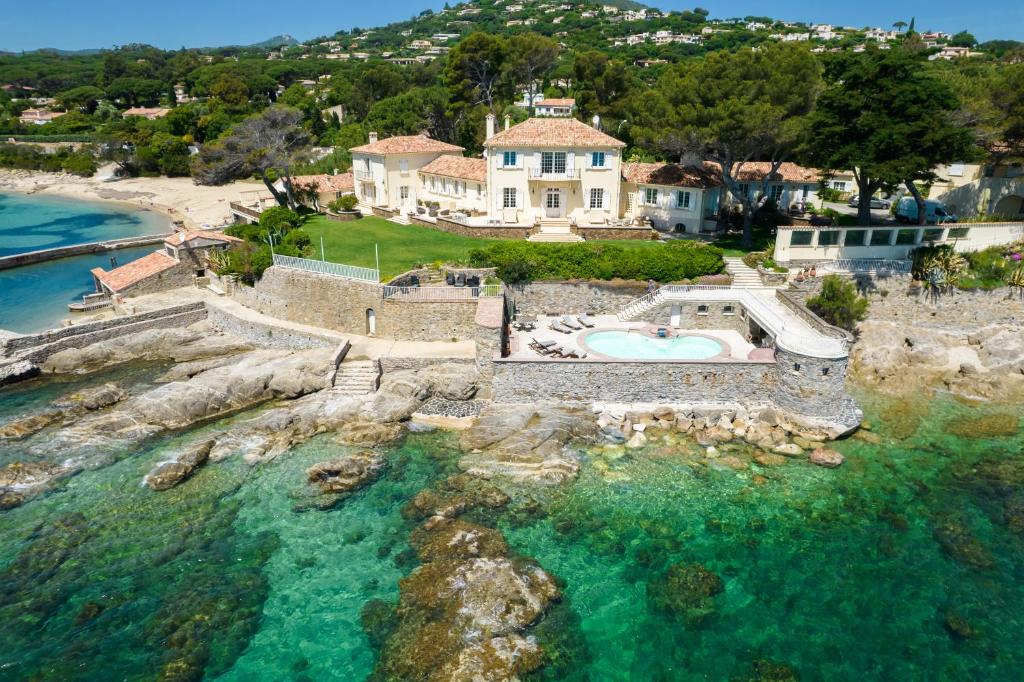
[468,241,724,283]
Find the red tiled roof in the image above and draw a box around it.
[291,172,354,194]
[622,162,723,189]
[484,117,626,148]
[727,161,822,183]
[163,230,243,247]
[419,156,487,182]
[350,135,464,155]
[92,251,177,293]
[536,98,576,107]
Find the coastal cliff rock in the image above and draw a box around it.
[42,323,252,374]
[0,382,128,440]
[307,450,386,495]
[0,461,68,509]
[144,439,215,491]
[458,405,599,484]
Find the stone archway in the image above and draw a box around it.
[993,195,1024,218]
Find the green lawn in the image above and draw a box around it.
[300,215,667,280]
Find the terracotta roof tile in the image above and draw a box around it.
[92,251,178,293]
[484,117,626,149]
[622,162,723,189]
[728,161,822,183]
[350,135,464,155]
[536,98,576,107]
[419,156,487,182]
[291,172,354,193]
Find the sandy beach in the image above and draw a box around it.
[0,167,265,230]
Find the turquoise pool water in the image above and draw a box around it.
[0,192,171,333]
[584,330,724,360]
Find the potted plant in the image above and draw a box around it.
[428,201,440,217]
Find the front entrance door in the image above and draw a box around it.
[544,188,564,219]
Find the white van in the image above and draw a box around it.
[895,197,958,224]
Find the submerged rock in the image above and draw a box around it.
[942,611,978,640]
[932,515,994,569]
[809,448,845,468]
[0,382,128,440]
[403,474,511,521]
[732,659,801,681]
[144,439,215,491]
[306,450,386,495]
[0,461,68,508]
[410,517,508,562]
[647,562,725,625]
[944,413,1019,439]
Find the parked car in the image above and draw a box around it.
[895,197,958,224]
[848,195,892,210]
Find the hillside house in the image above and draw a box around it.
[534,98,576,117]
[18,108,64,125]
[122,107,171,120]
[350,133,465,211]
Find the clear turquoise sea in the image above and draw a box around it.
[0,369,1021,680]
[0,192,170,333]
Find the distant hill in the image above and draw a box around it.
[248,34,300,49]
[602,0,650,9]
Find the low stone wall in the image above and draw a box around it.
[379,357,476,373]
[372,206,398,219]
[326,211,361,222]
[507,280,648,317]
[757,267,789,286]
[574,226,658,241]
[7,304,208,364]
[410,215,534,240]
[0,234,172,271]
[775,289,853,343]
[203,303,344,350]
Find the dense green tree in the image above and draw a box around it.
[106,76,166,107]
[572,50,634,123]
[444,33,509,115]
[507,33,560,115]
[193,106,311,208]
[949,31,977,48]
[803,47,979,224]
[55,86,105,114]
[634,43,820,247]
[209,73,250,111]
[807,275,869,330]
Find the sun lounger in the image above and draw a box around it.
[577,314,597,328]
[560,315,583,330]
[532,338,557,348]
[549,321,573,334]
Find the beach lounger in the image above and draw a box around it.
[577,314,597,328]
[532,338,557,348]
[549,321,573,334]
[560,315,583,330]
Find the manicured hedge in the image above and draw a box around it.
[468,241,725,283]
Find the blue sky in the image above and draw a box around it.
[0,0,1019,52]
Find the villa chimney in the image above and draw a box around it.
[368,131,378,144]
[592,114,601,130]
[485,113,496,139]
[504,115,511,131]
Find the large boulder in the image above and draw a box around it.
[336,420,404,447]
[809,447,845,468]
[41,323,252,374]
[0,461,68,509]
[144,439,215,491]
[458,404,599,485]
[306,450,385,495]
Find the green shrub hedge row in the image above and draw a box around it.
[468,241,725,283]
[6,134,94,143]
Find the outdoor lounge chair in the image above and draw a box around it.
[549,321,573,334]
[530,338,557,352]
[454,273,466,287]
[560,315,583,330]
[578,314,597,328]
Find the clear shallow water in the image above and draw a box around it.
[0,192,170,333]
[0,371,1022,680]
[585,330,724,360]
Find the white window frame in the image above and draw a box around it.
[502,187,517,208]
[676,190,691,209]
[541,151,567,174]
[400,186,409,200]
[589,188,604,210]
[502,151,518,168]
[644,187,659,206]
[591,151,606,168]
[831,181,845,191]
[399,159,409,172]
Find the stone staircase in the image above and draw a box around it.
[527,222,584,243]
[618,290,664,321]
[332,360,381,396]
[723,257,763,288]
[387,212,411,225]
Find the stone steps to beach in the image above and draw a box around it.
[723,257,764,288]
[332,360,381,395]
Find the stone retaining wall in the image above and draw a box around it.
[409,216,534,240]
[9,304,208,364]
[573,226,658,241]
[326,211,361,222]
[233,266,483,341]
[636,300,750,334]
[0,234,172,271]
[507,281,647,317]
[203,303,344,350]
[774,289,853,342]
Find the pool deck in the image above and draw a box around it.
[509,315,771,363]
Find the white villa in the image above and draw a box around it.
[533,98,576,117]
[348,116,827,239]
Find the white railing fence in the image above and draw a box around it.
[272,254,380,283]
[817,259,912,274]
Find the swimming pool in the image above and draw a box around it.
[583,330,725,360]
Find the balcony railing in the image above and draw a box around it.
[272,254,379,283]
[528,168,581,180]
[354,169,373,181]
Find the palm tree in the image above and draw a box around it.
[893,21,908,32]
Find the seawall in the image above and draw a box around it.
[0,233,173,271]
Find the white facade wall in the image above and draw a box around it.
[623,183,713,234]
[351,151,460,209]
[485,147,622,224]
[417,173,488,214]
